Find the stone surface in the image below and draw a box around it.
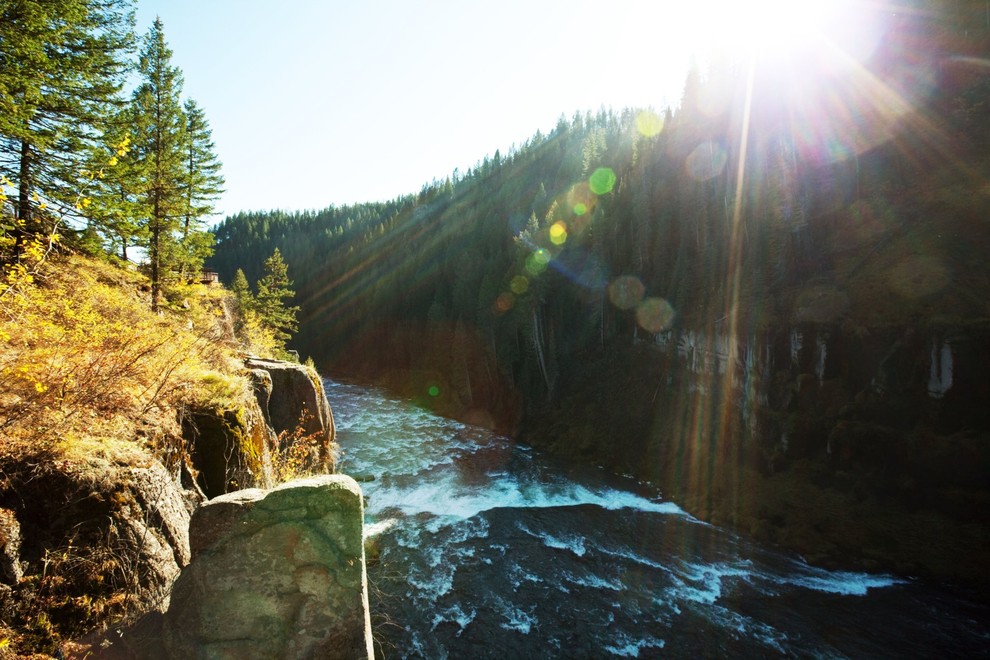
[117,463,194,611]
[161,475,373,659]
[246,358,337,473]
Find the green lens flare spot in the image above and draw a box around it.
[573,203,588,216]
[510,275,530,294]
[608,275,645,310]
[428,385,440,397]
[635,297,676,333]
[525,249,551,276]
[589,167,616,195]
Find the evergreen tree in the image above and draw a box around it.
[177,98,223,276]
[129,18,187,311]
[229,267,254,335]
[255,248,299,345]
[0,0,135,250]
[80,109,145,260]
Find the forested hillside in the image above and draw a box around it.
[212,1,990,426]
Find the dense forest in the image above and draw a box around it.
[211,2,990,582]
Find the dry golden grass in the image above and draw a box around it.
[0,255,248,467]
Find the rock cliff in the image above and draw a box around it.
[247,357,337,473]
[520,322,990,586]
[184,358,337,498]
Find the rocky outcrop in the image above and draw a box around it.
[91,476,373,659]
[246,357,337,473]
[120,463,194,609]
[163,475,370,659]
[0,456,193,645]
[183,358,338,499]
[182,398,276,499]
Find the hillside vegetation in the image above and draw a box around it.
[0,255,237,653]
[0,252,324,657]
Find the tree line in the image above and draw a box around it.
[0,2,223,312]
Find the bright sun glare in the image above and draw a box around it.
[684,0,862,60]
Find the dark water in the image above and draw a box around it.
[327,380,990,659]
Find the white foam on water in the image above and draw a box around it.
[604,633,666,657]
[364,518,398,537]
[365,469,689,522]
[407,563,455,600]
[704,604,790,653]
[779,563,907,596]
[666,560,753,605]
[494,598,537,634]
[507,562,543,590]
[515,521,587,557]
[562,569,624,592]
[592,542,667,570]
[431,604,477,637]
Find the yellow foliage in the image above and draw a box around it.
[0,255,246,460]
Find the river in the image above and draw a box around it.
[326,379,990,658]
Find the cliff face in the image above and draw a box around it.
[0,357,342,655]
[519,321,990,586]
[0,456,195,653]
[183,358,337,498]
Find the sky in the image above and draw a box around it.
[133,0,707,218]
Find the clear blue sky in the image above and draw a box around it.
[133,1,863,218]
[132,0,707,217]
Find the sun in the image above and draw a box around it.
[694,0,861,59]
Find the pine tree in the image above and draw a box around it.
[255,248,299,345]
[129,18,187,311]
[229,267,254,335]
[0,0,135,252]
[177,98,223,277]
[80,109,145,260]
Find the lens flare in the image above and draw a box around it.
[588,168,617,195]
[549,221,568,245]
[635,110,664,137]
[686,141,728,181]
[495,291,515,313]
[525,249,551,276]
[510,275,530,295]
[636,298,676,333]
[607,275,645,311]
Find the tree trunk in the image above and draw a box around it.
[13,141,32,258]
[151,196,161,313]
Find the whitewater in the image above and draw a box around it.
[327,379,990,658]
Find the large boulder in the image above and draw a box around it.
[161,475,373,659]
[0,456,192,642]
